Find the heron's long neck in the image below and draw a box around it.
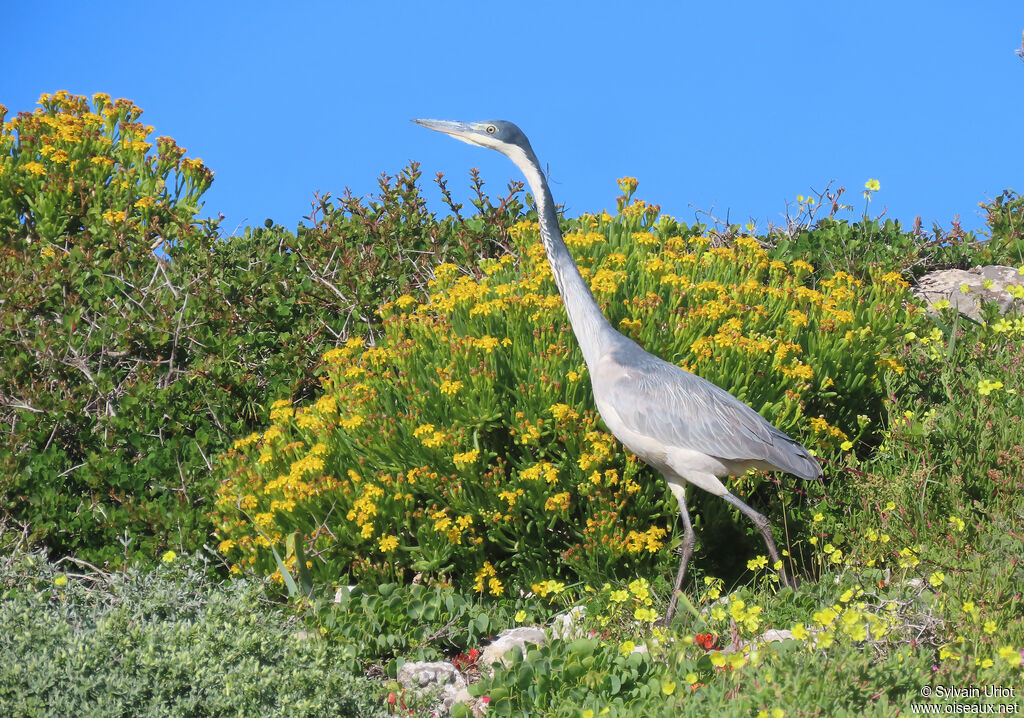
[511,148,616,368]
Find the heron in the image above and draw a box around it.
[414,119,822,624]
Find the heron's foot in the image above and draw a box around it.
[659,591,685,628]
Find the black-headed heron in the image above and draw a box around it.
[414,119,822,624]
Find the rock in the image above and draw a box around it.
[722,627,800,654]
[755,628,795,644]
[397,660,467,714]
[479,626,547,668]
[451,686,491,717]
[913,265,1024,322]
[550,606,587,639]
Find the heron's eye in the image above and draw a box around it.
[486,125,496,134]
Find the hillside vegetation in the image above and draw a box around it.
[2,92,1023,716]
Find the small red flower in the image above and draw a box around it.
[453,648,481,671]
[694,633,718,650]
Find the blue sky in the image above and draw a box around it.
[6,2,1022,235]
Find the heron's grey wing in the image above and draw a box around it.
[597,343,820,478]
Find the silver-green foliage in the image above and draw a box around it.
[0,549,388,717]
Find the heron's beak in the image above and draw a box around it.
[412,118,481,147]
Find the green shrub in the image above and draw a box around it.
[760,181,1024,279]
[840,304,1024,528]
[0,547,389,717]
[313,582,524,671]
[977,188,1024,267]
[212,182,917,599]
[0,92,520,567]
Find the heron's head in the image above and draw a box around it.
[413,119,536,163]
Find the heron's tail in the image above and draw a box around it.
[759,425,823,480]
[787,450,823,480]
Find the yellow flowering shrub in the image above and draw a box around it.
[211,184,915,596]
[0,91,213,245]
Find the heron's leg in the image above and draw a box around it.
[722,492,797,589]
[663,483,697,626]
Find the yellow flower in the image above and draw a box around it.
[786,309,809,328]
[161,550,177,563]
[619,640,636,655]
[544,492,571,512]
[661,679,676,696]
[977,379,1003,396]
[628,577,650,598]
[983,620,996,634]
[997,646,1022,667]
[394,294,417,310]
[791,623,809,640]
[813,607,838,627]
[488,577,504,596]
[840,440,853,451]
[634,607,658,622]
[530,579,565,598]
[727,653,747,669]
[747,555,768,571]
[864,178,881,192]
[439,379,463,395]
[898,547,919,568]
[549,403,576,422]
[515,610,527,622]
[54,574,68,587]
[609,589,628,603]
[474,335,500,353]
[928,572,945,588]
[340,414,364,430]
[413,424,435,439]
[378,534,399,552]
[453,449,480,468]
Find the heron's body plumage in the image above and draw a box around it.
[595,336,822,484]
